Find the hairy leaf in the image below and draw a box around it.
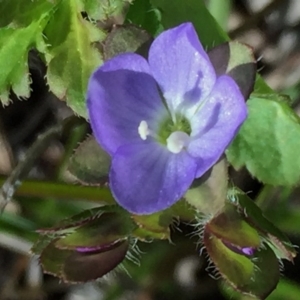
[40,240,128,283]
[227,187,296,261]
[204,231,280,298]
[206,203,261,249]
[55,211,135,251]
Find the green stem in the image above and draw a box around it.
[0,177,115,205]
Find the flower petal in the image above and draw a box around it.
[148,23,216,112]
[187,75,247,177]
[110,142,197,214]
[87,53,165,155]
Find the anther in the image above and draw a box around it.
[138,120,150,140]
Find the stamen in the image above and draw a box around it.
[138,120,150,140]
[166,131,190,154]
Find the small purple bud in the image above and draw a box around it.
[222,240,255,256]
[242,247,255,256]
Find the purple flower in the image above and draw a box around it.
[87,23,247,214]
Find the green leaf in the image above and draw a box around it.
[62,240,129,283]
[81,0,129,20]
[40,240,129,283]
[168,199,196,221]
[243,244,280,299]
[132,227,168,240]
[204,231,254,290]
[126,0,162,36]
[40,241,70,277]
[0,23,41,104]
[150,0,228,46]
[227,187,296,261]
[55,209,136,251]
[34,206,132,282]
[67,136,111,185]
[227,97,300,186]
[206,202,261,249]
[268,279,300,300]
[0,0,57,27]
[44,0,104,118]
[204,231,280,298]
[132,210,172,241]
[31,234,55,255]
[132,200,196,240]
[33,207,113,254]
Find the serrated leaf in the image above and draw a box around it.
[227,97,300,186]
[68,136,111,185]
[37,207,104,235]
[44,0,104,118]
[31,235,54,255]
[0,1,57,104]
[103,24,152,60]
[0,26,38,104]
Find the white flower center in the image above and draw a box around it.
[166,131,190,154]
[138,120,191,154]
[138,120,150,140]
